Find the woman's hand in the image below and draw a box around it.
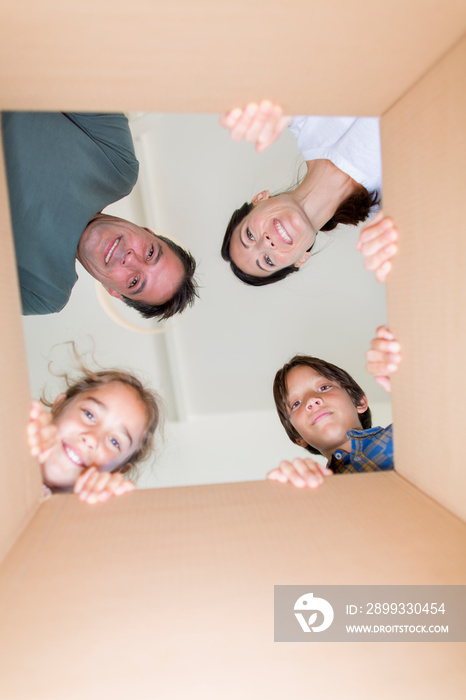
[74,467,136,505]
[220,100,292,153]
[366,326,402,393]
[267,457,333,489]
[27,400,57,464]
[356,211,399,283]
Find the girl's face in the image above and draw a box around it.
[228,191,316,277]
[41,382,147,491]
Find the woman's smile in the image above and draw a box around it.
[273,219,293,245]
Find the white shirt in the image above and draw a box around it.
[289,116,382,198]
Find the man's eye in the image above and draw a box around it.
[109,437,121,451]
[82,409,95,422]
[265,255,274,267]
[147,245,154,260]
[246,229,254,241]
[129,276,139,288]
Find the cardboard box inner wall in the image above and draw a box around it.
[1,477,465,700]
[0,0,465,114]
[0,126,42,563]
[382,35,466,518]
[0,3,465,698]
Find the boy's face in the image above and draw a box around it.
[285,366,368,460]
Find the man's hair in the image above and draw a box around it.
[222,188,380,287]
[122,235,198,320]
[273,354,372,455]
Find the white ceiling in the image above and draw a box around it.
[22,113,390,484]
[131,113,389,414]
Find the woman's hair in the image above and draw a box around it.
[43,364,161,477]
[222,187,380,286]
[319,188,380,232]
[273,354,372,455]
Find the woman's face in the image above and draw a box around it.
[228,191,316,277]
[41,382,147,491]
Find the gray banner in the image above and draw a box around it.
[274,585,466,642]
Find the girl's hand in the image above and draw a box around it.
[366,325,402,393]
[27,401,57,464]
[42,484,53,499]
[267,458,333,489]
[356,211,399,283]
[74,467,136,505]
[220,100,292,153]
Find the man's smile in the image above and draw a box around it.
[105,237,121,264]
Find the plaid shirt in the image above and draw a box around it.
[328,425,393,474]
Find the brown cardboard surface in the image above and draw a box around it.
[0,476,465,699]
[0,1,465,115]
[382,36,466,520]
[0,129,42,563]
[0,5,466,698]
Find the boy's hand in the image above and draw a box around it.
[267,458,333,489]
[74,467,136,505]
[27,400,58,464]
[219,100,292,153]
[366,325,402,393]
[356,211,398,283]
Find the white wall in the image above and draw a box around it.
[138,401,393,488]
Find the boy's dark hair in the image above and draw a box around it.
[273,354,372,455]
[122,235,198,320]
[222,188,380,286]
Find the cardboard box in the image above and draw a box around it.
[0,3,465,697]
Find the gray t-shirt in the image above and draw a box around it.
[2,112,139,315]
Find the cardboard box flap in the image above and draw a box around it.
[0,476,465,699]
[0,1,465,114]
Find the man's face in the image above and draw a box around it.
[285,366,367,459]
[77,215,185,305]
